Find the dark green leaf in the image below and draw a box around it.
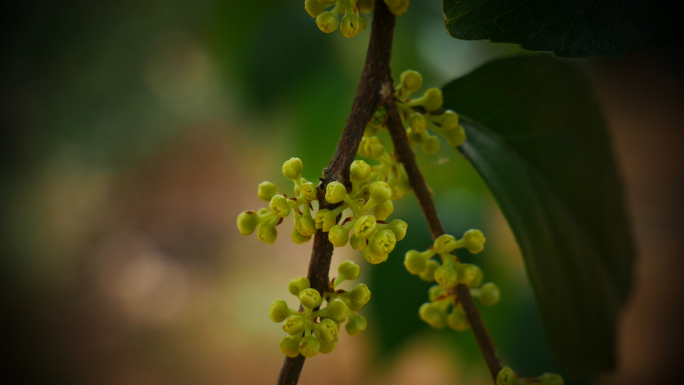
[443,0,681,57]
[441,55,634,375]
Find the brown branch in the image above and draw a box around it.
[276,2,396,384]
[382,92,504,383]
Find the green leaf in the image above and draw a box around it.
[443,0,680,57]
[441,55,634,375]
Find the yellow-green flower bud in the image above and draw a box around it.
[409,113,426,134]
[314,318,339,342]
[444,124,466,147]
[325,181,347,204]
[357,15,367,34]
[338,260,360,280]
[305,0,328,18]
[419,302,446,328]
[480,283,500,306]
[299,335,320,358]
[257,222,278,244]
[257,207,269,215]
[404,250,428,275]
[299,288,322,309]
[399,69,422,93]
[258,181,279,202]
[359,136,385,159]
[435,265,458,289]
[421,88,443,111]
[339,14,356,38]
[461,229,486,254]
[328,225,350,247]
[407,129,423,145]
[283,314,306,335]
[314,209,330,229]
[350,160,371,181]
[291,228,312,244]
[319,339,337,354]
[434,234,457,254]
[370,181,392,203]
[296,215,317,237]
[441,110,459,130]
[370,229,396,255]
[345,313,367,336]
[421,135,440,154]
[322,210,339,232]
[280,336,300,358]
[288,277,310,296]
[349,283,371,309]
[269,299,290,323]
[538,373,564,385]
[359,0,374,13]
[316,11,339,33]
[324,298,348,323]
[350,235,366,250]
[237,211,258,235]
[362,246,388,264]
[419,259,439,282]
[388,219,408,241]
[372,200,394,221]
[387,0,409,15]
[269,195,291,217]
[469,265,484,288]
[301,182,318,201]
[282,157,303,180]
[496,366,518,385]
[428,285,446,302]
[457,263,477,284]
[353,214,377,238]
[368,107,387,129]
[447,304,469,331]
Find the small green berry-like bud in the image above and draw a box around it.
[404,250,428,275]
[350,234,367,250]
[457,263,477,284]
[257,223,278,244]
[282,157,303,180]
[400,70,423,93]
[496,366,518,385]
[339,14,358,38]
[409,113,426,134]
[295,215,317,237]
[444,124,466,147]
[469,265,484,288]
[421,88,443,111]
[301,182,318,201]
[420,135,440,154]
[280,336,300,358]
[299,288,322,308]
[350,160,371,181]
[299,335,320,358]
[322,210,339,232]
[362,246,388,264]
[447,304,469,331]
[441,110,459,130]
[370,229,396,255]
[434,265,458,289]
[283,314,306,335]
[338,261,360,280]
[419,259,439,282]
[359,136,385,159]
[388,219,408,241]
[316,11,339,33]
[237,211,258,235]
[434,234,457,254]
[314,209,330,229]
[258,181,279,202]
[372,200,394,221]
[325,181,347,204]
[345,313,368,336]
[538,373,564,385]
[324,298,348,323]
[288,277,310,296]
[480,283,500,306]
[387,0,409,15]
[291,228,312,244]
[358,0,374,13]
[305,0,328,18]
[369,181,392,203]
[328,225,350,247]
[314,318,339,342]
[269,299,290,323]
[353,214,377,238]
[462,229,486,254]
[269,195,291,217]
[428,285,446,302]
[419,302,446,329]
[349,283,371,309]
[319,339,337,354]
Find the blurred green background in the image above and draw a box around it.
[2,1,684,384]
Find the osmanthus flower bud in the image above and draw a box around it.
[319,339,337,354]
[301,182,318,201]
[269,195,291,217]
[315,298,347,323]
[299,288,323,309]
[538,373,564,385]
[288,277,310,296]
[299,335,320,358]
[496,366,518,385]
[237,211,258,235]
[269,299,291,323]
[372,200,394,221]
[339,14,357,38]
[400,69,423,93]
[460,229,486,254]
[441,110,459,130]
[282,157,304,180]
[387,0,409,15]
[350,160,371,181]
[468,265,484,288]
[420,135,440,154]
[358,0,374,13]
[419,302,447,329]
[353,214,377,238]
[370,181,392,203]
[258,181,279,202]
[350,234,367,250]
[419,259,440,282]
[305,0,328,18]
[296,215,317,237]
[328,225,350,247]
[444,125,466,147]
[257,223,278,244]
[359,136,385,159]
[434,234,457,254]
[337,261,360,281]
[480,283,500,306]
[362,247,388,264]
[314,318,339,342]
[291,228,312,244]
[370,229,396,255]
[428,285,446,302]
[322,210,339,232]
[404,250,429,274]
[349,283,371,309]
[387,219,408,241]
[420,88,444,111]
[325,181,347,204]
[435,265,459,289]
[316,11,339,33]
[280,336,301,358]
[409,113,426,134]
[314,209,330,229]
[447,304,469,331]
[345,313,367,336]
[283,314,306,335]
[457,263,478,285]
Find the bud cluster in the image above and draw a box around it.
[403,230,500,330]
[305,0,372,37]
[496,366,564,385]
[270,261,371,358]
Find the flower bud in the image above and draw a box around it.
[409,113,426,134]
[362,247,388,264]
[407,129,423,145]
[388,219,408,241]
[258,181,279,202]
[350,235,366,250]
[299,335,320,358]
[314,209,330,229]
[419,259,439,282]
[358,0,374,13]
[257,222,277,244]
[338,260,360,280]
[349,283,371,309]
[457,263,477,284]
[404,250,428,275]
[441,110,459,130]
[444,124,466,147]
[421,135,440,154]
[301,182,318,201]
[316,11,339,33]
[319,339,337,354]
[359,136,385,159]
[282,157,303,180]
[283,314,305,335]
[469,265,484,288]
[369,107,387,129]
[269,195,291,217]
[480,283,500,306]
[299,288,322,309]
[496,366,517,385]
[339,14,357,38]
[434,234,457,254]
[296,215,317,237]
[314,318,339,342]
[257,207,269,215]
[237,211,258,235]
[370,229,396,255]
[269,299,290,323]
[538,373,564,385]
[291,228,312,244]
[421,88,443,111]
[345,313,368,336]
[325,181,347,204]
[428,285,446,302]
[324,298,348,323]
[399,69,423,93]
[353,214,377,238]
[447,304,469,331]
[461,229,486,254]
[350,160,371,181]
[387,0,409,15]
[435,265,458,289]
[305,0,328,18]
[288,277,310,296]
[322,210,339,232]
[372,200,394,221]
[419,302,446,328]
[328,225,350,247]
[370,181,392,203]
[280,336,300,358]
